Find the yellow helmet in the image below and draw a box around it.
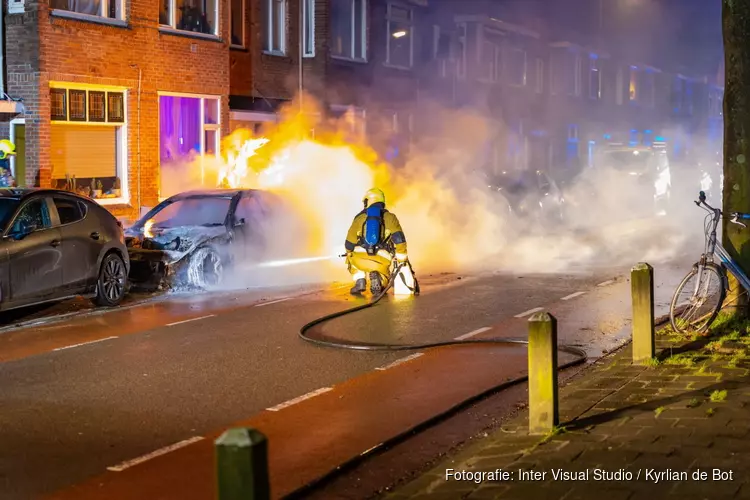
[363,188,385,207]
[0,139,15,161]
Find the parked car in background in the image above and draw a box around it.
[0,188,129,312]
[487,170,566,225]
[125,189,307,290]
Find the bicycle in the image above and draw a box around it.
[669,191,750,334]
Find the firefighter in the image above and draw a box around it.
[0,139,16,188]
[344,188,408,295]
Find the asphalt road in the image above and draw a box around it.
[0,257,694,499]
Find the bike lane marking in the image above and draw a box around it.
[53,336,118,351]
[106,437,205,472]
[455,327,492,340]
[561,291,586,301]
[266,387,334,412]
[375,353,424,371]
[165,315,215,327]
[514,307,544,318]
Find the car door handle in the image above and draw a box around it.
[90,232,100,240]
[50,239,61,247]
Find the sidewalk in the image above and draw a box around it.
[383,317,750,500]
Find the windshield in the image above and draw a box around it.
[143,197,232,229]
[0,198,20,232]
[602,150,654,173]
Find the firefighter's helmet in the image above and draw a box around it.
[363,188,385,207]
[0,139,16,161]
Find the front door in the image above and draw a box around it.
[7,197,64,304]
[10,122,25,187]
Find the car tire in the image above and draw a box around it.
[187,246,224,290]
[92,253,128,307]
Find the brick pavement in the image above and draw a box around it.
[383,321,750,499]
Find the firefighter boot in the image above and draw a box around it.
[369,272,383,295]
[350,278,367,295]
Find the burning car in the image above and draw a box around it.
[125,188,303,289]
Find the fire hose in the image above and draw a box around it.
[298,262,588,360]
[292,262,589,498]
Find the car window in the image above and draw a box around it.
[234,195,265,226]
[0,199,20,232]
[10,198,51,234]
[148,197,232,228]
[53,197,85,225]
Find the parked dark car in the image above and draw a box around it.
[0,188,129,311]
[488,170,566,224]
[125,189,306,289]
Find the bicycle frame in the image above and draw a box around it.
[699,200,750,293]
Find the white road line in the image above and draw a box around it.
[455,327,492,341]
[514,307,544,318]
[106,436,204,472]
[597,279,616,287]
[255,297,292,307]
[375,353,424,371]
[53,336,118,351]
[165,315,215,327]
[561,291,586,301]
[266,387,333,412]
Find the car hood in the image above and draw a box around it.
[126,225,227,262]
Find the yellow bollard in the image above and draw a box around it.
[631,263,655,364]
[527,312,559,435]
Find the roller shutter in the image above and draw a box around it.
[50,124,118,179]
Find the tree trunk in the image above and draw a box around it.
[721,0,750,315]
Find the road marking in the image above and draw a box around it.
[597,279,616,287]
[165,315,215,327]
[53,336,118,351]
[561,291,586,301]
[255,297,292,307]
[514,307,544,318]
[266,387,333,412]
[455,327,492,340]
[106,436,204,472]
[375,353,424,371]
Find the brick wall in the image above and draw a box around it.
[4,0,231,220]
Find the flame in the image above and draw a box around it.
[144,219,155,238]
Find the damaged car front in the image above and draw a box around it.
[125,192,238,290]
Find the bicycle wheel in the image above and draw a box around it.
[670,263,726,334]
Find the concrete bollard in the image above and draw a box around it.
[631,263,655,364]
[216,428,270,500]
[528,312,559,435]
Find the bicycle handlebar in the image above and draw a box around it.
[695,191,750,227]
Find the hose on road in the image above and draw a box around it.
[298,263,588,363]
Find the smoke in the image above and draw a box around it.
[156,92,718,290]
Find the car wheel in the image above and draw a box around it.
[187,246,224,289]
[92,253,128,307]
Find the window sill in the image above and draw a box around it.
[303,53,316,58]
[95,196,130,207]
[383,63,413,71]
[331,55,368,64]
[263,50,288,57]
[159,27,222,43]
[50,10,128,28]
[230,45,248,52]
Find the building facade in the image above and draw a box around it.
[0,0,723,220]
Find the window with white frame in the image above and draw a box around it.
[331,0,366,60]
[51,0,124,19]
[505,47,526,86]
[49,85,127,203]
[480,29,503,82]
[386,3,413,68]
[262,0,286,54]
[589,55,601,99]
[158,94,221,192]
[303,0,315,56]
[535,58,544,93]
[160,0,219,36]
[231,0,245,46]
[8,0,24,15]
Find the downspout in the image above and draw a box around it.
[130,64,142,217]
[298,0,304,111]
[1,2,5,95]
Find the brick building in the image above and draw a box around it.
[1,0,230,220]
[0,0,722,220]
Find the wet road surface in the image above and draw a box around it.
[0,258,693,499]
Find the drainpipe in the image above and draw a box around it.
[1,3,5,95]
[298,0,304,112]
[130,64,142,217]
